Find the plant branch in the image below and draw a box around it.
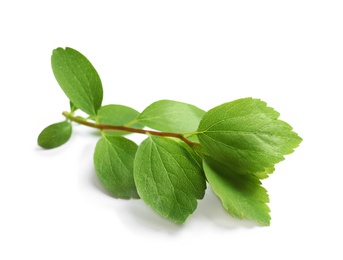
[63,112,200,147]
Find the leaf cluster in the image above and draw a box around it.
[38,47,302,225]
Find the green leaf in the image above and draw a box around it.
[97,104,143,135]
[51,47,103,116]
[203,157,271,225]
[70,101,78,112]
[134,136,206,223]
[137,100,205,133]
[37,121,72,149]
[197,98,302,176]
[94,135,139,199]
[254,166,275,179]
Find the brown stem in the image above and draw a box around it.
[63,112,200,147]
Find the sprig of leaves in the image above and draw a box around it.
[38,47,302,226]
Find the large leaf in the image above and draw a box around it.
[137,100,205,133]
[134,136,206,223]
[37,121,72,149]
[197,98,302,175]
[203,157,271,225]
[97,104,143,135]
[94,136,139,199]
[51,47,103,116]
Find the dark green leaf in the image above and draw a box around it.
[137,100,205,133]
[134,136,206,223]
[38,121,72,149]
[204,157,271,225]
[70,101,78,112]
[51,47,103,116]
[197,98,302,176]
[97,104,143,135]
[94,136,139,199]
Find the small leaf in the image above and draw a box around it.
[38,121,72,149]
[203,157,271,225]
[97,104,143,135]
[94,136,139,199]
[137,100,205,133]
[51,47,103,116]
[134,136,206,223]
[197,98,302,175]
[70,101,78,112]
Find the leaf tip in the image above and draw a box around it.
[259,217,271,226]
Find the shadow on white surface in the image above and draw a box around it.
[44,134,260,233]
[88,169,259,233]
[124,200,184,234]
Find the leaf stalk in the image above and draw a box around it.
[62,111,200,148]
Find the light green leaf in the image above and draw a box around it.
[197,98,302,175]
[97,104,143,135]
[51,47,103,116]
[37,121,72,149]
[94,136,139,199]
[203,157,271,225]
[254,166,275,179]
[134,136,206,223]
[137,100,205,133]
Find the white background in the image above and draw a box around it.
[1,1,342,259]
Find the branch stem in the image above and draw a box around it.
[63,112,200,147]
